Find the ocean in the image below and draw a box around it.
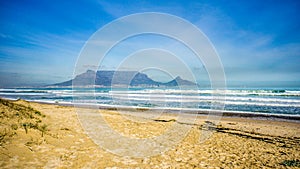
[0,87,300,116]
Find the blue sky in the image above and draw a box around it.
[0,0,299,87]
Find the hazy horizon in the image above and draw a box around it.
[1,69,299,88]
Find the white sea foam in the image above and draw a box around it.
[109,96,300,107]
[1,88,300,115]
[107,93,300,103]
[0,92,48,96]
[109,89,300,96]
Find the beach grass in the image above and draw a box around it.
[0,98,48,146]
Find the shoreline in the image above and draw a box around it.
[4,97,300,122]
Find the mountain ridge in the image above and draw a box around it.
[52,70,196,87]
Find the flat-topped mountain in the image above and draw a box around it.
[52,70,196,87]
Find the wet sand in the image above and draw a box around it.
[0,98,299,168]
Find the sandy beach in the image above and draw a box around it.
[0,98,299,168]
